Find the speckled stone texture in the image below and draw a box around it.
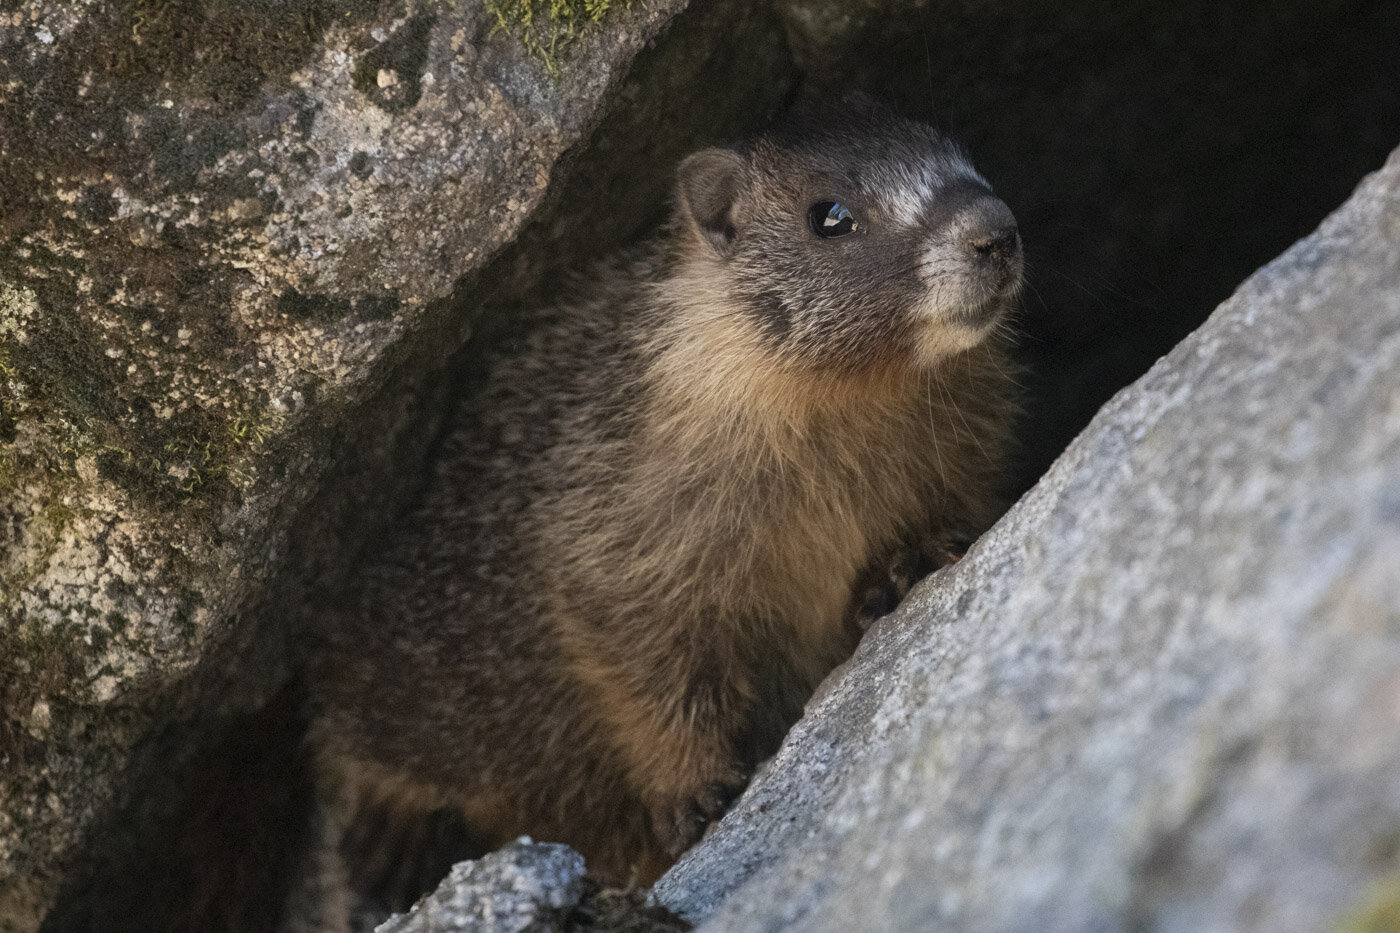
[6,1,1399,929]
[653,145,1400,932]
[0,2,702,927]
[376,839,585,933]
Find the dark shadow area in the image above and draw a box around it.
[39,686,317,933]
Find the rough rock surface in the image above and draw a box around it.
[376,839,585,933]
[375,838,694,933]
[653,146,1400,932]
[1,1,710,927]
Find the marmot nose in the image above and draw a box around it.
[959,194,1021,266]
[970,225,1021,264]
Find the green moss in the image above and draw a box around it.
[0,446,15,495]
[1336,876,1400,933]
[0,265,289,515]
[485,0,626,72]
[99,398,288,509]
[1,483,75,595]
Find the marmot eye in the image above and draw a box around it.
[809,201,857,238]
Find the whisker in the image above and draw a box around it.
[954,356,992,460]
[923,369,948,493]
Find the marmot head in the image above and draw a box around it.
[675,97,1022,374]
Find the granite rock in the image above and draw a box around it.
[0,2,703,927]
[376,839,585,933]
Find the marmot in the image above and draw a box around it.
[305,98,1023,922]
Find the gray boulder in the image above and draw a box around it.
[653,146,1400,932]
[375,839,585,933]
[374,838,693,933]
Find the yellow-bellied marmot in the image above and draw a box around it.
[306,96,1023,924]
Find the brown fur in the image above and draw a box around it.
[304,100,1022,921]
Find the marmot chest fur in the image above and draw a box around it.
[308,98,1024,909]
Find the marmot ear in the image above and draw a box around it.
[676,148,745,258]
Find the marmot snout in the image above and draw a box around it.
[306,96,1023,924]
